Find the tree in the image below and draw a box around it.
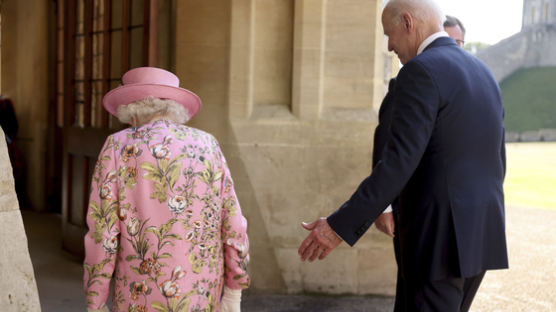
[464,42,491,54]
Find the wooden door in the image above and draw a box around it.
[55,0,159,256]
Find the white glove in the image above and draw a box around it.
[220,286,242,312]
[87,303,110,312]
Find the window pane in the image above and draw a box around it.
[92,34,103,80]
[58,62,64,94]
[91,81,103,127]
[93,0,104,32]
[112,0,123,29]
[110,30,123,79]
[58,29,64,61]
[130,26,144,69]
[131,0,145,26]
[57,95,64,127]
[75,36,85,80]
[58,0,65,28]
[75,81,85,127]
[76,0,85,34]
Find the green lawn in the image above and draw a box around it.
[504,142,556,210]
[500,67,556,132]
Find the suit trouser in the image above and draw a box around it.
[393,270,486,312]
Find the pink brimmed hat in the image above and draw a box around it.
[103,67,202,118]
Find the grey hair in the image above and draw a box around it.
[384,0,445,28]
[117,96,191,126]
[444,15,466,36]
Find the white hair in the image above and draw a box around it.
[383,0,445,28]
[117,96,191,126]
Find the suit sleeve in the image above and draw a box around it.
[372,78,397,168]
[218,147,250,290]
[83,135,121,309]
[327,60,440,246]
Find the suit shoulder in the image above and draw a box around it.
[398,57,435,83]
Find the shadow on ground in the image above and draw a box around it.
[243,293,393,312]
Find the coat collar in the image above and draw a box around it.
[422,36,459,53]
[417,31,449,55]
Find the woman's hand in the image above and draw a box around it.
[87,303,110,312]
[220,286,242,312]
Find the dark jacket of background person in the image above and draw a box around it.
[328,37,508,281]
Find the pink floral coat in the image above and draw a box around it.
[83,119,250,312]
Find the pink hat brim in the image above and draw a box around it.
[102,83,202,118]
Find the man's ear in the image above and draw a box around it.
[401,13,412,31]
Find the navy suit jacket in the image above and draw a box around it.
[373,78,399,212]
[373,78,397,169]
[328,37,508,281]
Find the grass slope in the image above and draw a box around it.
[500,67,556,132]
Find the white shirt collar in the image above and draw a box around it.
[417,31,449,55]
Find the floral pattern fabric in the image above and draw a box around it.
[84,119,249,312]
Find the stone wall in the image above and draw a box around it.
[522,0,556,28]
[476,25,556,82]
[175,0,399,295]
[506,129,556,142]
[0,128,41,311]
[1,0,51,211]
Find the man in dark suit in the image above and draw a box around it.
[375,15,468,238]
[298,0,508,311]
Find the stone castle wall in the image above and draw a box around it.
[476,24,556,82]
[522,0,556,28]
[477,0,556,141]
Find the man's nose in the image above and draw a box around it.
[388,42,394,52]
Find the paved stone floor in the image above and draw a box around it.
[470,205,556,312]
[24,211,84,312]
[22,205,556,311]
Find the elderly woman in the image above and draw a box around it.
[83,67,249,312]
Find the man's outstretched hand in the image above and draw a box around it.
[298,218,342,262]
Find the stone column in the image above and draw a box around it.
[1,0,50,211]
[292,0,327,119]
[229,0,255,119]
[0,128,41,311]
[175,0,398,295]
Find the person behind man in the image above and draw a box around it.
[298,0,508,311]
[374,15,468,239]
[444,15,466,47]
